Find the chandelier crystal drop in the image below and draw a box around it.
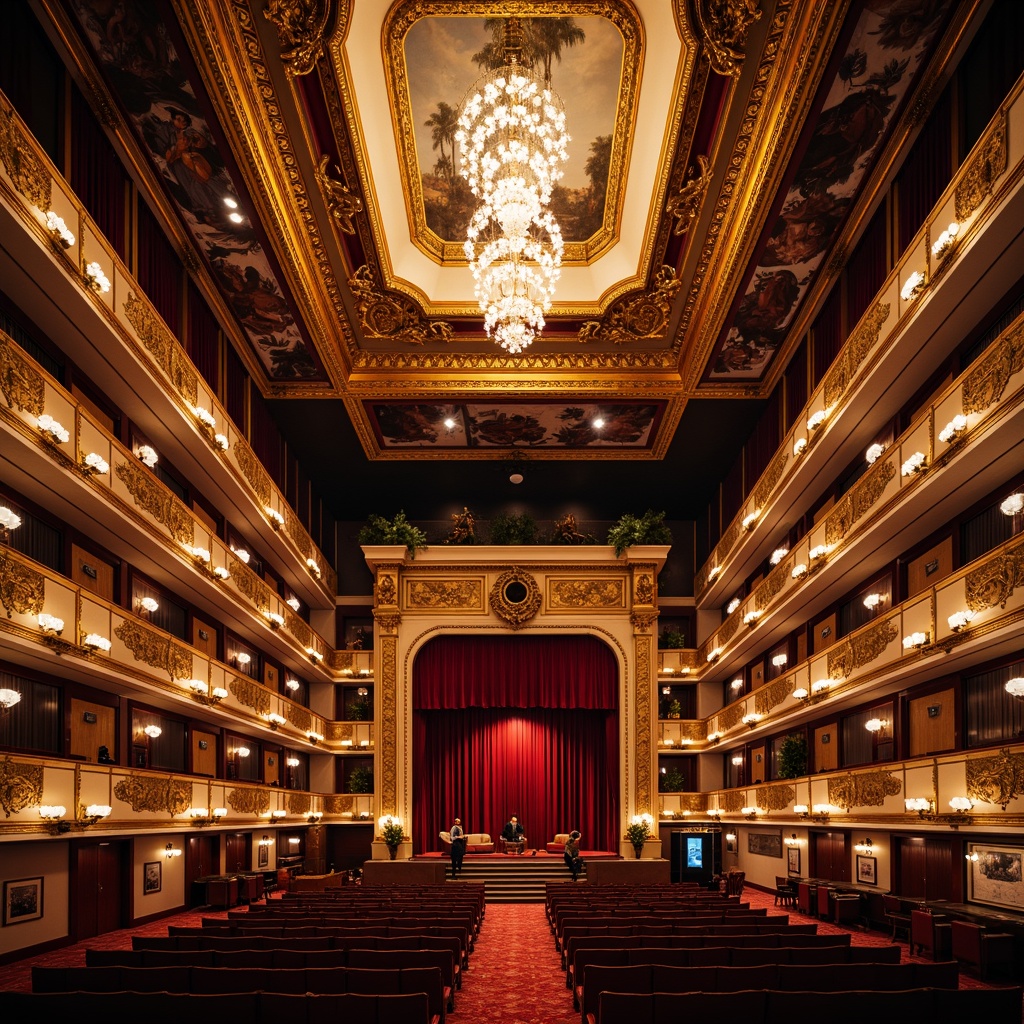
[456,18,569,355]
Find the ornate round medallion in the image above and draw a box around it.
[489,568,542,630]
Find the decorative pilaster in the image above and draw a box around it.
[373,561,402,818]
[631,561,658,816]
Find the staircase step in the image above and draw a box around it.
[444,857,592,903]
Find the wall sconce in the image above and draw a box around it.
[272,810,287,819]
[285,678,300,692]
[81,452,110,475]
[706,808,722,819]
[741,806,762,819]
[306,558,322,579]
[793,805,809,817]
[947,610,975,632]
[138,596,159,614]
[792,687,809,701]
[806,409,827,432]
[946,796,974,828]
[742,713,762,728]
[771,653,788,669]
[0,687,22,714]
[808,544,829,562]
[143,724,162,739]
[265,506,285,529]
[769,547,789,566]
[307,647,323,663]
[791,562,808,580]
[793,437,807,457]
[854,838,873,854]
[286,757,300,768]
[931,221,959,261]
[742,509,761,531]
[308,811,324,823]
[191,405,217,431]
[966,851,979,863]
[213,432,229,450]
[359,668,372,678]
[707,731,721,744]
[743,610,762,627]
[811,679,832,697]
[79,804,111,827]
[726,597,741,615]
[707,565,722,583]
[266,713,286,730]
[864,718,886,734]
[905,797,933,817]
[82,633,112,653]
[811,804,832,821]
[938,414,968,444]
[948,796,974,813]
[259,834,274,846]
[308,731,323,745]
[232,547,250,564]
[902,631,929,650]
[1000,493,1024,516]
[731,755,744,766]
[286,596,301,612]
[724,832,737,843]
[730,678,744,691]
[38,613,64,636]
[0,506,22,543]
[136,445,158,467]
[236,745,250,758]
[865,442,886,464]
[188,679,228,704]
[235,652,251,667]
[900,269,925,301]
[39,805,69,834]
[862,593,882,611]
[1004,677,1024,698]
[901,451,927,477]
[46,210,75,247]
[265,611,284,629]
[785,833,800,846]
[706,647,722,663]
[165,843,182,858]
[288,837,301,845]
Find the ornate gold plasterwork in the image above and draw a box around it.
[122,293,197,406]
[826,617,898,681]
[287,791,312,814]
[676,793,707,813]
[228,787,271,816]
[379,633,398,815]
[325,793,354,814]
[0,104,51,209]
[634,572,654,606]
[754,564,786,611]
[230,559,270,615]
[316,154,362,234]
[349,266,452,345]
[825,458,896,546]
[115,460,194,547]
[635,629,652,813]
[827,770,901,810]
[263,0,330,76]
[753,449,788,515]
[232,438,273,507]
[331,723,353,742]
[0,552,45,619]
[489,568,543,630]
[0,332,45,416]
[722,790,746,812]
[286,609,313,648]
[405,578,483,610]
[719,703,744,731]
[962,320,1024,415]
[376,572,398,607]
[578,267,681,344]
[113,774,191,816]
[114,619,192,680]
[965,539,1024,612]
[0,757,43,818]
[694,0,762,77]
[966,747,1024,810]
[823,302,891,409]
[229,676,271,715]
[631,612,656,633]
[955,111,1007,222]
[680,721,706,744]
[334,651,355,674]
[549,579,625,609]
[754,676,791,716]
[287,704,312,732]
[667,154,711,235]
[718,614,739,646]
[285,511,313,559]
[756,783,794,811]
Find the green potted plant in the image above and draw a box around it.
[658,627,688,650]
[776,733,808,779]
[624,813,654,858]
[489,510,538,545]
[358,511,427,557]
[347,765,373,794]
[378,815,405,860]
[346,694,372,721]
[607,509,673,557]
[665,698,683,720]
[659,766,686,792]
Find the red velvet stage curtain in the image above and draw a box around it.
[412,635,619,853]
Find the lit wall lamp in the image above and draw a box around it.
[902,631,930,650]
[236,745,250,758]
[726,597,741,615]
[308,731,323,745]
[905,797,934,817]
[742,713,762,728]
[138,596,159,614]
[236,652,251,667]
[143,724,162,739]
[947,610,975,633]
[0,506,22,543]
[706,647,722,663]
[931,221,959,261]
[791,563,808,580]
[46,211,75,247]
[865,442,886,464]
[771,653,788,669]
[808,544,829,563]
[706,808,722,819]
[286,757,300,768]
[81,452,110,475]
[743,610,762,627]
[785,833,801,846]
[38,613,64,636]
[359,668,372,678]
[707,731,722,744]
[862,593,882,611]
[730,678,744,691]
[285,678,300,692]
[213,433,229,451]
[188,679,228,704]
[792,687,809,701]
[78,803,111,827]
[82,633,111,653]
[306,558,322,579]
[266,713,286,730]
[265,611,284,630]
[165,843,182,858]
[793,804,809,817]
[1000,493,1023,516]
[272,809,287,819]
[308,811,323,823]
[307,647,323,664]
[0,687,22,714]
[232,547,250,564]
[901,451,927,477]
[938,414,968,444]
[742,509,761,531]
[854,838,873,854]
[946,796,974,828]
[811,804,832,822]
[806,409,827,432]
[725,832,737,843]
[769,547,789,566]
[707,565,722,583]
[1004,677,1024,698]
[288,837,300,845]
[793,438,807,457]
[864,718,887,735]
[136,445,158,467]
[259,834,274,846]
[286,597,301,612]
[191,405,217,431]
[741,806,762,820]
[265,506,285,529]
[811,679,831,696]
[731,755,744,766]
[39,805,69,834]
[900,269,925,302]
[966,851,979,863]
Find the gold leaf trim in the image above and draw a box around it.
[695,0,762,77]
[719,703,744,731]
[122,292,198,406]
[722,790,745,812]
[825,458,895,546]
[316,153,362,233]
[753,449,789,516]
[349,265,452,345]
[966,747,1024,809]
[228,788,271,816]
[287,704,312,732]
[376,572,398,607]
[827,770,901,810]
[756,783,795,811]
[754,676,791,716]
[405,578,483,609]
[823,302,891,409]
[0,103,51,208]
[287,791,311,815]
[677,793,707,813]
[826,617,898,681]
[489,568,542,630]
[230,557,271,615]
[962,320,1024,415]
[0,756,43,818]
[549,579,624,609]
[325,794,354,814]
[955,111,1007,222]
[578,267,681,344]
[634,572,654,606]
[0,552,45,619]
[380,634,398,814]
[263,0,330,76]
[965,539,1024,612]
[635,631,652,812]
[233,437,273,506]
[0,332,45,416]
[229,676,272,715]
[114,619,193,680]
[666,154,711,235]
[115,460,195,546]
[113,774,191,815]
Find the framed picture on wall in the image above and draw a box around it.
[725,833,737,854]
[3,876,43,925]
[856,854,877,885]
[967,844,1024,912]
[258,842,269,869]
[787,846,801,875]
[143,861,162,895]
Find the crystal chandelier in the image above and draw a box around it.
[456,19,569,355]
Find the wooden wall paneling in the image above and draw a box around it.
[749,744,766,784]
[813,496,835,525]
[812,613,837,654]
[264,663,279,689]
[908,687,956,756]
[264,749,280,786]
[192,728,217,776]
[192,615,218,658]
[814,721,838,773]
[70,697,116,762]
[72,543,115,600]
[796,630,808,665]
[899,837,927,898]
[907,536,953,597]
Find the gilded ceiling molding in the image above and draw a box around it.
[349,266,453,345]
[115,460,195,548]
[823,302,891,408]
[288,705,312,732]
[0,552,45,620]
[0,103,51,211]
[634,623,653,814]
[965,538,1024,612]
[693,0,762,77]
[122,293,198,407]
[825,458,895,547]
[231,438,274,507]
[966,747,1024,810]
[754,676,791,717]
[316,154,363,235]
[578,267,682,344]
[955,110,1007,222]
[229,676,272,716]
[550,579,625,609]
[405,579,484,610]
[827,769,901,811]
[0,332,45,416]
[348,348,678,371]
[961,319,1024,415]
[0,757,43,818]
[113,774,191,815]
[826,617,899,682]
[490,568,543,630]
[228,787,271,816]
[114,619,193,681]
[263,0,332,76]
[667,155,712,235]
[756,783,795,811]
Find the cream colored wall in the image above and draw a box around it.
[0,841,68,956]
[133,833,185,919]
[851,831,890,890]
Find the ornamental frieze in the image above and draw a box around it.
[823,302,891,409]
[826,617,899,681]
[0,103,52,209]
[666,154,711,236]
[0,756,43,817]
[965,539,1024,612]
[825,458,896,546]
[955,111,1007,222]
[679,721,706,744]
[285,510,312,559]
[287,792,311,815]
[490,568,542,630]
[315,154,363,234]
[230,558,270,614]
[676,793,708,813]
[328,723,353,742]
[578,267,681,344]
[263,0,330,76]
[754,450,789,516]
[718,614,739,646]
[113,774,191,816]
[379,634,398,814]
[756,784,795,811]
[966,747,1024,809]
[549,579,624,609]
[122,293,197,406]
[287,704,312,733]
[286,608,312,647]
[0,552,45,619]
[827,770,901,810]
[754,677,792,717]
[754,563,787,610]
[228,787,271,816]
[376,573,398,607]
[229,676,272,716]
[405,578,483,610]
[635,631,652,812]
[719,703,745,732]
[0,332,45,416]
[349,265,452,345]
[232,438,273,506]
[722,790,746,812]
[962,320,1024,415]
[325,794,354,814]
[114,619,193,680]
[634,572,654,606]
[115,460,194,546]
[630,612,656,633]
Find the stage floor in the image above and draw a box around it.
[414,849,618,860]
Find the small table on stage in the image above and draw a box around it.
[504,839,525,855]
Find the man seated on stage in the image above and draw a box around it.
[501,814,531,854]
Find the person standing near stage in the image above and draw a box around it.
[564,830,583,881]
[449,817,466,877]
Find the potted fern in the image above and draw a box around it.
[607,509,673,557]
[378,815,405,860]
[358,511,427,557]
[624,813,654,858]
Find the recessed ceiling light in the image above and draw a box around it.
[443,418,456,429]
[228,212,243,224]
[223,197,238,209]
[593,417,605,429]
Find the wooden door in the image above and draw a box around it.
[191,728,217,777]
[811,612,837,654]
[907,537,952,597]
[224,833,250,874]
[73,841,125,940]
[812,832,848,881]
[899,837,927,898]
[813,721,838,773]
[192,615,218,659]
[186,833,220,897]
[70,698,116,762]
[749,744,766,784]
[264,749,280,786]
[71,543,115,601]
[909,688,955,756]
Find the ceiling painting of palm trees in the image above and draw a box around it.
[385,6,639,264]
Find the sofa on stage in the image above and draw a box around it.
[439,831,495,854]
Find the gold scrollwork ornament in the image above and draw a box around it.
[263,0,331,76]
[666,154,711,235]
[578,267,681,345]
[490,568,542,630]
[316,154,363,234]
[694,0,762,77]
[349,265,452,345]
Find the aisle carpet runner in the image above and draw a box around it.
[0,886,1007,1021]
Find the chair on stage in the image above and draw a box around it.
[500,837,525,855]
